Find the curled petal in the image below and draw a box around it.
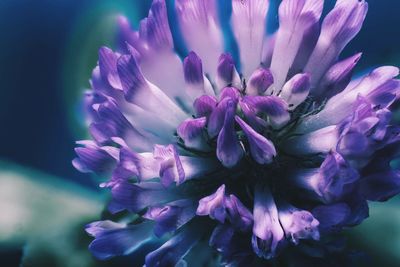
[196,185,227,223]
[278,202,320,244]
[236,116,276,165]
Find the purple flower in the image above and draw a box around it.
[75,0,400,265]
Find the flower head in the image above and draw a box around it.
[75,0,400,265]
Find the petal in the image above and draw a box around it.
[117,54,187,125]
[216,53,241,91]
[196,185,227,223]
[145,222,204,267]
[98,47,122,90]
[110,182,176,213]
[243,96,290,129]
[317,52,362,100]
[86,220,154,260]
[312,203,351,232]
[270,0,324,91]
[283,125,339,155]
[360,171,400,202]
[193,95,217,118]
[217,100,244,167]
[144,199,197,237]
[175,0,223,78]
[235,116,277,165]
[246,68,274,96]
[73,141,118,174]
[252,184,284,259]
[277,202,320,244]
[297,66,399,133]
[154,145,185,187]
[177,117,208,151]
[280,73,311,110]
[231,0,270,77]
[225,194,254,232]
[305,0,368,88]
[184,51,207,100]
[207,97,230,138]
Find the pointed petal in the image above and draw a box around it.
[231,0,270,77]
[176,0,223,78]
[216,53,241,91]
[270,0,324,91]
[305,0,368,88]
[236,116,277,165]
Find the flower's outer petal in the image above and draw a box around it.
[86,220,154,260]
[73,141,118,174]
[252,184,284,259]
[124,0,190,104]
[193,95,217,119]
[175,0,223,78]
[297,66,399,133]
[316,53,362,100]
[283,125,339,155]
[144,199,197,237]
[109,182,176,213]
[243,96,290,129]
[196,185,227,223]
[145,222,204,267]
[89,98,155,151]
[305,0,368,88]
[217,100,244,168]
[246,68,274,96]
[116,15,139,53]
[270,0,323,91]
[235,116,276,165]
[177,117,208,151]
[216,53,241,92]
[277,202,320,244]
[98,47,122,90]
[290,152,359,203]
[280,73,311,110]
[154,144,185,187]
[231,0,270,77]
[117,54,187,125]
[312,203,351,232]
[360,171,400,202]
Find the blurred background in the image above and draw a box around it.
[0,0,399,266]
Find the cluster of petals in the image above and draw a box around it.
[73,0,400,266]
